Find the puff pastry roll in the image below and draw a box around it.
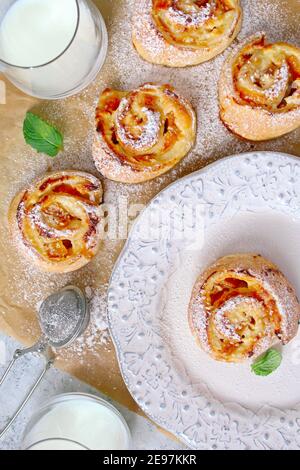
[93,83,196,183]
[132,0,242,67]
[9,171,103,273]
[219,33,300,140]
[189,254,300,363]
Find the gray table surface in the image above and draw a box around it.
[0,333,186,450]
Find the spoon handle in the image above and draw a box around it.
[0,344,54,440]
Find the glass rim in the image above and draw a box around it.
[26,437,90,450]
[0,0,80,70]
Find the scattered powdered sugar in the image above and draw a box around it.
[53,285,111,363]
[29,204,74,239]
[85,285,110,333]
[264,62,289,100]
[57,285,111,362]
[116,96,161,150]
[213,296,261,342]
[167,1,216,27]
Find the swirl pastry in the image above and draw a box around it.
[189,254,300,363]
[132,0,242,67]
[93,83,196,183]
[9,171,103,273]
[219,33,300,140]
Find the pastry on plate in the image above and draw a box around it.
[132,0,242,67]
[93,83,196,183]
[188,253,300,363]
[219,33,300,140]
[9,171,103,273]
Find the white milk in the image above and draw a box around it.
[0,0,107,98]
[0,0,78,67]
[23,397,130,450]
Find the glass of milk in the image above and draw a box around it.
[22,393,131,450]
[0,0,108,99]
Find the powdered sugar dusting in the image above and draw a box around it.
[167,1,216,27]
[213,296,261,342]
[62,285,111,360]
[264,62,289,100]
[116,96,161,150]
[29,204,74,239]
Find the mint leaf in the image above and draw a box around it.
[251,349,282,376]
[23,112,63,157]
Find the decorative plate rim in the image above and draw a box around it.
[108,151,300,450]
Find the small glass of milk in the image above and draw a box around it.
[0,0,108,99]
[22,393,131,450]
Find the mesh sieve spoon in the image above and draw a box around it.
[0,286,89,439]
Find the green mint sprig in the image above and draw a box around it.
[251,348,282,376]
[23,112,63,157]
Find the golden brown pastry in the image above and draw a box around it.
[219,33,300,140]
[132,0,242,67]
[93,83,196,183]
[9,171,103,273]
[188,254,300,363]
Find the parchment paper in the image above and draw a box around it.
[0,0,299,416]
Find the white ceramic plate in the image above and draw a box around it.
[108,152,300,450]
